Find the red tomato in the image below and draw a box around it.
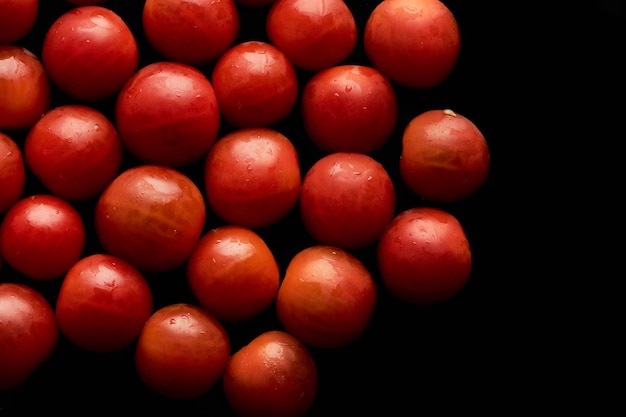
[0,283,58,391]
[24,104,123,201]
[275,245,377,349]
[223,330,318,417]
[186,225,280,322]
[115,61,221,167]
[0,132,26,215]
[55,254,153,353]
[211,41,299,128]
[94,164,206,273]
[41,6,139,101]
[299,152,396,250]
[0,46,51,131]
[134,303,230,399]
[400,109,490,202]
[301,64,398,154]
[377,207,472,305]
[0,0,38,44]
[204,127,301,229]
[0,194,86,280]
[364,0,461,89]
[143,0,240,66]
[266,0,357,71]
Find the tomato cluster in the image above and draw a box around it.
[1,0,493,415]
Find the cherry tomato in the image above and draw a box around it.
[223,330,318,417]
[0,194,86,280]
[41,5,139,101]
[134,303,230,399]
[0,132,26,215]
[266,0,357,71]
[400,108,490,202]
[204,127,301,229]
[94,164,206,273]
[186,225,280,322]
[377,207,472,305]
[364,0,461,89]
[115,61,221,167]
[55,254,154,353]
[275,245,377,349]
[301,64,398,154]
[211,41,299,128]
[299,152,396,250]
[0,0,38,45]
[0,46,51,131]
[0,283,59,391]
[24,104,123,201]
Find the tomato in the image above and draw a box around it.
[377,206,472,305]
[301,64,398,154]
[0,283,58,391]
[363,0,461,89]
[186,225,280,322]
[204,127,301,229]
[143,0,240,66]
[0,132,26,215]
[266,0,357,71]
[299,152,395,250]
[211,41,299,128]
[94,164,206,273]
[23,104,123,201]
[55,254,153,353]
[0,46,51,131]
[400,108,490,202]
[275,245,377,349]
[223,330,318,417]
[0,194,86,280]
[134,303,230,399]
[0,0,38,45]
[115,61,221,167]
[41,5,139,101]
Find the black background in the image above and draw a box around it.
[1,0,624,414]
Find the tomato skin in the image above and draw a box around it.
[41,6,139,101]
[55,254,153,353]
[0,133,26,215]
[0,0,38,44]
[134,303,230,399]
[0,195,86,280]
[94,165,206,273]
[24,105,123,201]
[223,330,318,417]
[301,64,398,154]
[0,283,59,391]
[377,207,472,305]
[275,245,377,349]
[364,0,461,89]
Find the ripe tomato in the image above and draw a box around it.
[0,194,86,280]
[275,245,377,349]
[400,109,490,202]
[41,5,139,101]
[377,207,472,305]
[211,41,299,128]
[223,330,318,417]
[364,0,461,89]
[115,61,221,167]
[0,0,38,45]
[0,132,26,215]
[299,152,396,250]
[266,0,357,71]
[134,303,230,399]
[186,225,280,322]
[301,64,398,154]
[0,46,51,131]
[23,104,123,201]
[143,0,240,66]
[204,127,301,229]
[0,283,58,391]
[94,164,206,273]
[55,254,153,353]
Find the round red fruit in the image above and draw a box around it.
[0,132,26,215]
